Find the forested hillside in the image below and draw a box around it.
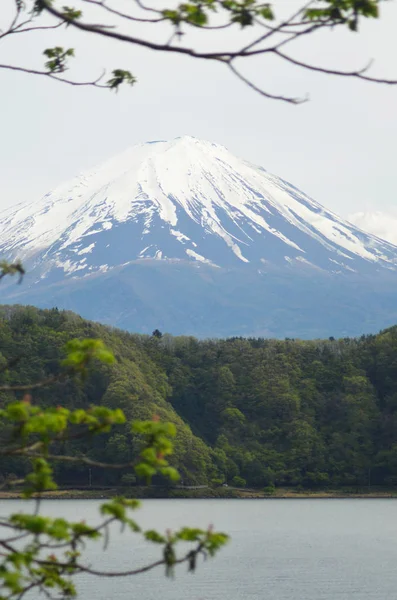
[2,305,397,490]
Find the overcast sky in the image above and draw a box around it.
[1,1,397,241]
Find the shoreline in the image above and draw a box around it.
[1,487,397,500]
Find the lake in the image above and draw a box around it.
[1,499,397,599]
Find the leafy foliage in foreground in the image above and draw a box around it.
[0,305,228,600]
[2,306,397,490]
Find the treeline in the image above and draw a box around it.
[2,305,397,490]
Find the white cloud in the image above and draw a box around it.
[348,211,397,246]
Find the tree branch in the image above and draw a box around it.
[21,451,139,470]
[80,0,165,24]
[239,0,315,54]
[0,373,64,391]
[37,543,205,578]
[0,0,395,101]
[0,63,108,87]
[228,62,307,105]
[41,3,234,60]
[9,22,64,35]
[35,0,397,100]
[274,49,397,84]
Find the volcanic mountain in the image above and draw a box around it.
[1,136,397,338]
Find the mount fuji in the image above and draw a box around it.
[1,136,397,338]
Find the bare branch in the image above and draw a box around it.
[0,372,63,391]
[239,0,315,55]
[20,452,138,470]
[0,63,108,87]
[7,0,23,33]
[0,478,25,492]
[253,16,319,34]
[9,22,64,35]
[135,0,161,14]
[228,62,307,105]
[80,0,165,23]
[272,22,329,52]
[2,531,31,544]
[133,0,162,15]
[37,543,205,578]
[0,441,45,458]
[74,558,166,577]
[274,49,397,85]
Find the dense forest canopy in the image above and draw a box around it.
[1,305,397,490]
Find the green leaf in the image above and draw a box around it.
[43,47,75,73]
[62,338,115,373]
[175,527,204,541]
[0,260,25,283]
[144,530,166,543]
[62,5,82,20]
[23,458,58,497]
[160,466,180,482]
[259,5,274,20]
[107,70,136,91]
[32,0,53,16]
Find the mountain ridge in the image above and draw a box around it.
[1,136,397,339]
[1,136,397,276]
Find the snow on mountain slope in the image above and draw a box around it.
[1,136,397,279]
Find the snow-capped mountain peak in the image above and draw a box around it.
[1,136,397,278]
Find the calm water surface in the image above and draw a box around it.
[1,499,397,599]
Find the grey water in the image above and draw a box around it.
[1,499,397,599]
